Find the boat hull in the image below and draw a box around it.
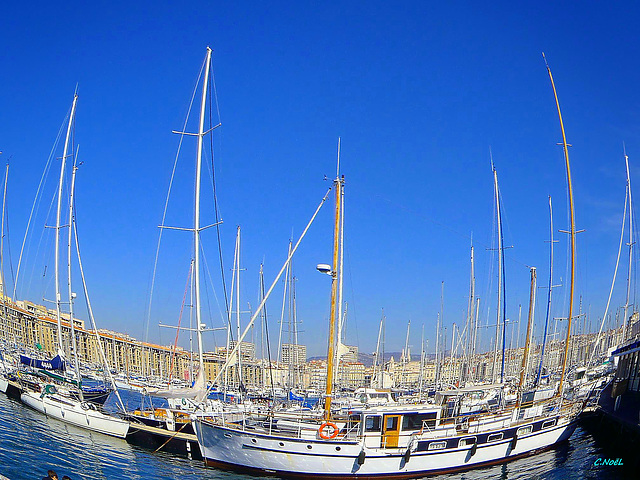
[126,421,202,460]
[21,390,129,438]
[194,416,577,479]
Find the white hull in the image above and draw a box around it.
[194,414,577,478]
[21,390,129,438]
[0,377,8,394]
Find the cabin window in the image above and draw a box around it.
[428,441,447,450]
[542,419,556,429]
[459,437,476,447]
[386,416,399,431]
[487,433,503,443]
[365,415,382,432]
[517,425,532,436]
[402,413,437,431]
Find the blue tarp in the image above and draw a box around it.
[20,354,66,371]
[288,390,320,408]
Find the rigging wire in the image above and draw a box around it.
[15,112,67,300]
[144,54,205,346]
[208,55,230,323]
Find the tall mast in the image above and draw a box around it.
[623,150,633,341]
[535,196,556,386]
[373,310,384,386]
[465,239,475,382]
[194,47,213,374]
[335,150,347,375]
[491,165,507,383]
[324,165,343,420]
[234,226,242,389]
[401,320,411,385]
[437,281,444,387]
[55,93,78,355]
[472,297,480,380]
[544,53,576,397]
[404,320,411,364]
[0,162,8,316]
[277,241,291,365]
[67,158,82,392]
[418,324,425,398]
[517,267,536,406]
[337,138,344,336]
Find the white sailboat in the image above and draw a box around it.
[19,93,129,439]
[124,46,225,460]
[192,58,583,478]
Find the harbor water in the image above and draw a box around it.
[0,393,633,480]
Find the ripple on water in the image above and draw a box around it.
[0,393,629,480]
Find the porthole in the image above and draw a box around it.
[335,446,341,451]
[307,445,312,450]
[251,438,257,444]
[279,442,285,447]
[517,425,532,436]
[542,419,557,429]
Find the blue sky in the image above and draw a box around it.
[2,1,640,358]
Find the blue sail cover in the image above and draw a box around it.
[20,354,66,371]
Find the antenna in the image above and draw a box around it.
[336,137,341,178]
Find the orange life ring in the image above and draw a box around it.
[318,422,339,440]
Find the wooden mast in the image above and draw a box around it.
[544,53,576,397]
[324,146,343,420]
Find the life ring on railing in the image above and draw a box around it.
[318,422,339,440]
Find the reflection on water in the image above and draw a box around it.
[0,392,632,479]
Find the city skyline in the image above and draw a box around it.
[2,2,640,358]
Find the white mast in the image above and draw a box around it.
[0,162,8,315]
[623,149,634,340]
[373,311,384,386]
[194,47,213,374]
[336,138,344,333]
[491,165,503,384]
[434,311,440,388]
[277,242,291,365]
[472,297,480,381]
[234,226,242,389]
[465,240,475,382]
[401,320,411,386]
[55,93,78,355]
[67,157,83,390]
[418,324,425,399]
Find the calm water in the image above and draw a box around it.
[0,392,633,480]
